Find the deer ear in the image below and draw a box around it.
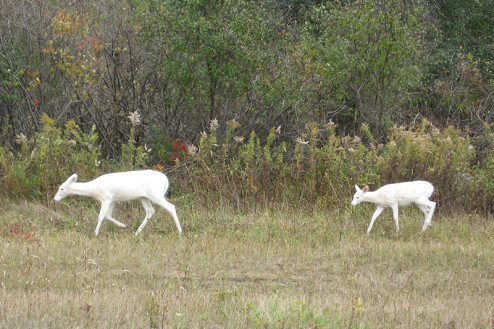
[68,174,78,184]
[355,185,361,192]
[363,186,369,193]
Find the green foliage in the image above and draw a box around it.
[144,294,166,329]
[314,124,381,207]
[0,66,23,102]
[471,125,494,213]
[1,0,493,160]
[248,298,336,328]
[435,0,494,66]
[186,120,288,208]
[177,119,491,213]
[429,49,494,130]
[425,1,494,136]
[377,120,476,210]
[119,126,149,170]
[133,0,275,121]
[2,114,493,214]
[300,0,428,138]
[1,0,494,215]
[0,114,100,201]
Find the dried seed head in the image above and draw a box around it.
[127,110,141,126]
[234,136,245,143]
[187,143,198,156]
[210,118,219,132]
[226,119,240,129]
[15,133,27,144]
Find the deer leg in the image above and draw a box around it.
[95,202,111,236]
[135,198,155,235]
[391,204,400,231]
[104,203,127,228]
[367,206,385,234]
[152,196,182,234]
[417,200,436,232]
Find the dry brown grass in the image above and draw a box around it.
[0,198,493,328]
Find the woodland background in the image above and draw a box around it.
[1,0,494,212]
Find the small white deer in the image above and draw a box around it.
[351,181,436,234]
[54,170,182,236]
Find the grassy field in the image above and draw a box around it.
[0,197,493,328]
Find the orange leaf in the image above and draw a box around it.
[41,47,54,54]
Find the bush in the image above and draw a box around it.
[2,116,492,215]
[471,126,494,213]
[376,120,476,212]
[184,120,288,209]
[179,119,484,213]
[0,114,100,201]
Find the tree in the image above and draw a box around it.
[301,0,428,139]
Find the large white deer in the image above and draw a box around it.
[54,170,182,236]
[351,181,436,234]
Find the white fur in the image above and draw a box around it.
[351,181,436,234]
[54,170,182,236]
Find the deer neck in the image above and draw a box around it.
[363,190,381,203]
[69,181,99,199]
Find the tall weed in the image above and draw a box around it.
[181,119,484,213]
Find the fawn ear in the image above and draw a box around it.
[362,186,369,193]
[354,185,361,192]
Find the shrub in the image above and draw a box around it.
[0,114,100,201]
[185,120,288,209]
[471,126,494,213]
[180,119,483,213]
[376,119,475,212]
[2,116,491,215]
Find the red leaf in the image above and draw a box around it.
[171,139,180,151]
